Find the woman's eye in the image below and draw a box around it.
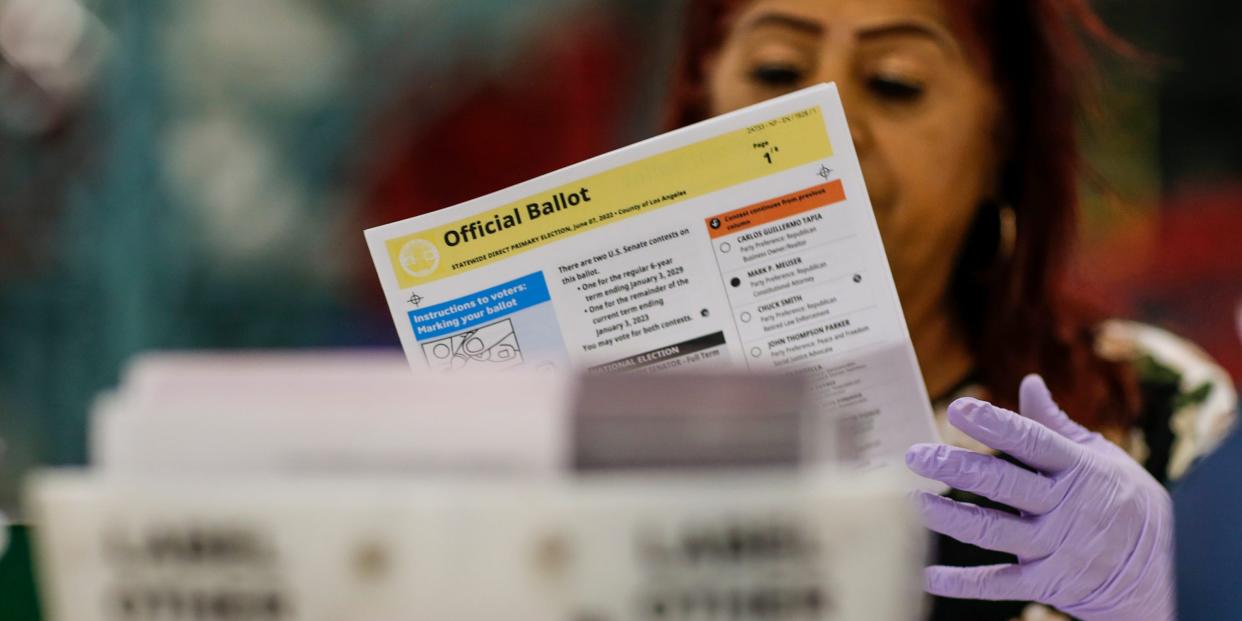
[867,75,924,102]
[750,64,804,88]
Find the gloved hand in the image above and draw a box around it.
[905,374,1174,621]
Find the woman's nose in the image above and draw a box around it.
[843,96,873,157]
[810,60,872,158]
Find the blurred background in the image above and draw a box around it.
[0,0,1239,514]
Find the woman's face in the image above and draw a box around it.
[706,0,1004,361]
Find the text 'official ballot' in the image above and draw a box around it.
[365,84,939,475]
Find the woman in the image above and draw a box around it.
[667,1,1235,619]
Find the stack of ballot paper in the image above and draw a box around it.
[28,83,939,620]
[91,351,569,475]
[91,351,848,474]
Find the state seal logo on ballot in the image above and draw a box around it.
[398,238,440,278]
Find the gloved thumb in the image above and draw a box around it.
[1019,374,1092,443]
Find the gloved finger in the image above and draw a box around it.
[924,563,1032,601]
[905,444,1061,514]
[1019,374,1093,444]
[948,398,1084,475]
[913,492,1048,558]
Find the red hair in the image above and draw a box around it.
[667,0,1139,429]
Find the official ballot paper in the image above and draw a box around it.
[365,83,939,473]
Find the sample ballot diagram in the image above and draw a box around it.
[422,318,524,371]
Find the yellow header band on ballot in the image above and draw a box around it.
[385,106,832,288]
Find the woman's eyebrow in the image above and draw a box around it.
[856,20,959,54]
[741,12,824,37]
[740,13,958,55]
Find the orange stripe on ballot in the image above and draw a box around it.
[705,179,846,239]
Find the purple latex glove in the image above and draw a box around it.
[906,374,1175,621]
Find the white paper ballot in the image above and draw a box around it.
[92,352,569,475]
[92,353,827,475]
[29,470,927,621]
[366,83,938,474]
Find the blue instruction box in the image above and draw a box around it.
[408,272,552,341]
